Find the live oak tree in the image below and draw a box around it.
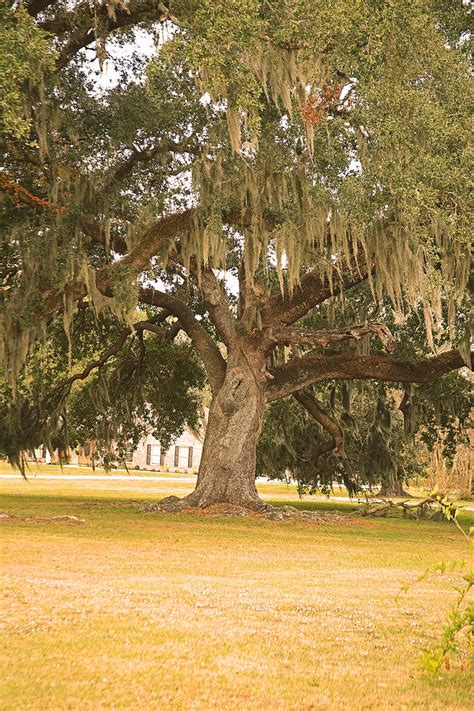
[0,1,472,511]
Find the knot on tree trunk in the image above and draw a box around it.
[220,367,252,414]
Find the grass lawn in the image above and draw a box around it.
[1,473,472,710]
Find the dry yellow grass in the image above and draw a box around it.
[1,472,472,710]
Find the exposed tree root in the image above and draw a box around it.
[140,497,351,523]
[141,495,280,517]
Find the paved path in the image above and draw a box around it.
[0,474,359,492]
[0,474,270,484]
[0,474,197,482]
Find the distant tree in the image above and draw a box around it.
[0,1,471,511]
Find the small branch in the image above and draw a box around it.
[60,331,130,390]
[164,320,183,341]
[49,311,170,399]
[0,170,63,213]
[99,139,198,201]
[358,497,466,529]
[294,389,343,454]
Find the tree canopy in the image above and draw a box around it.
[0,1,472,508]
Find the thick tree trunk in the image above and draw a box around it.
[184,354,266,509]
[379,477,409,498]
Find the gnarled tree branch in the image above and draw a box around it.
[35,204,289,321]
[119,209,194,272]
[38,208,196,316]
[267,321,396,352]
[47,0,167,70]
[261,254,372,327]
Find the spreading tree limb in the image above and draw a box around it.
[38,209,196,315]
[266,350,471,402]
[46,1,167,70]
[38,206,263,318]
[261,254,372,326]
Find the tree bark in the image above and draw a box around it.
[162,345,468,511]
[379,478,409,498]
[183,353,267,509]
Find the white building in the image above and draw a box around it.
[32,425,204,473]
[126,427,204,472]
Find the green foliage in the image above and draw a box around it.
[257,282,471,494]
[411,376,472,464]
[418,590,473,673]
[0,309,205,468]
[175,0,472,304]
[401,560,473,674]
[258,373,471,496]
[0,5,55,139]
[398,503,473,674]
[257,396,331,491]
[67,335,205,464]
[2,0,470,348]
[185,0,263,136]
